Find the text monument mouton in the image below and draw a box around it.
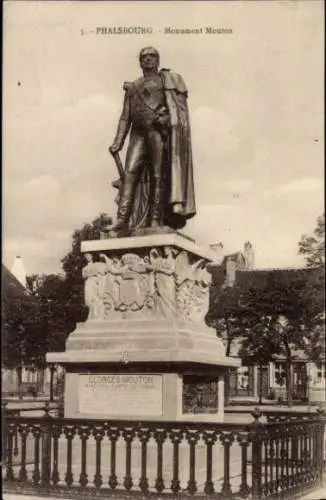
[47,47,239,423]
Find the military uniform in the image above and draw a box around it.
[113,74,170,224]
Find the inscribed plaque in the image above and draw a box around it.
[78,373,163,416]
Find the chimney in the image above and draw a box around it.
[210,242,224,263]
[11,255,27,288]
[244,241,254,270]
[225,257,236,287]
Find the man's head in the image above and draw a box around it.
[139,47,160,72]
[84,252,93,263]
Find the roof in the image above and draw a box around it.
[210,264,323,291]
[207,264,324,328]
[1,264,37,306]
[221,252,245,266]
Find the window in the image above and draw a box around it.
[22,367,29,383]
[237,366,249,390]
[274,362,286,387]
[316,363,326,381]
[293,363,306,386]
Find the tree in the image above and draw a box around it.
[299,214,325,267]
[208,266,324,407]
[3,213,112,376]
[2,287,50,399]
[207,283,246,405]
[298,215,325,367]
[3,213,112,399]
[2,274,72,365]
[38,212,113,348]
[60,213,112,328]
[25,213,113,357]
[61,212,112,283]
[2,299,37,368]
[239,325,281,404]
[297,266,325,363]
[26,273,72,354]
[238,269,324,407]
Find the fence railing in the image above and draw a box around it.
[2,402,62,416]
[2,407,325,499]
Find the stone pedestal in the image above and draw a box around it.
[47,231,240,421]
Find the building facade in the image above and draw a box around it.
[2,263,64,400]
[208,244,325,404]
[229,359,325,403]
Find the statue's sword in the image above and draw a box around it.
[109,149,123,191]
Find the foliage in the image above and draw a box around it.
[239,324,281,367]
[2,295,51,369]
[207,283,245,356]
[207,281,249,405]
[3,213,112,368]
[209,265,324,407]
[29,274,74,353]
[246,270,323,405]
[61,213,112,282]
[299,214,325,267]
[298,214,325,362]
[59,212,112,331]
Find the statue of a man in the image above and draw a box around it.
[108,47,196,234]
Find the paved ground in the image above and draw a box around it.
[5,401,60,409]
[4,435,245,492]
[4,495,68,500]
[5,401,323,421]
[4,496,62,500]
[227,404,325,412]
[5,400,324,410]
[300,487,326,499]
[4,401,325,499]
[4,487,326,499]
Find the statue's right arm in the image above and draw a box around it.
[110,86,132,153]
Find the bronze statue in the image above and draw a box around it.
[108,47,196,235]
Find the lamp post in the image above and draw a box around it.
[49,364,56,402]
[18,340,26,401]
[30,357,37,399]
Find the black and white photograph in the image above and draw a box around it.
[2,1,325,499]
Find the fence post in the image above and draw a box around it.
[41,402,52,486]
[49,364,56,402]
[250,408,263,500]
[1,402,8,463]
[316,407,325,486]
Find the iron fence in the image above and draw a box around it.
[2,406,325,499]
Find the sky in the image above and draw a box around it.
[3,0,324,275]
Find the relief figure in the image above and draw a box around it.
[82,253,107,319]
[147,247,177,318]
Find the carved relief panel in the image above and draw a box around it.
[82,246,212,323]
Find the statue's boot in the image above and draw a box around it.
[106,171,137,233]
[106,218,129,233]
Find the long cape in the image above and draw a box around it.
[117,69,196,231]
[160,69,196,228]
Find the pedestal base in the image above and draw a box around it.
[48,319,239,367]
[62,368,226,421]
[46,233,240,421]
